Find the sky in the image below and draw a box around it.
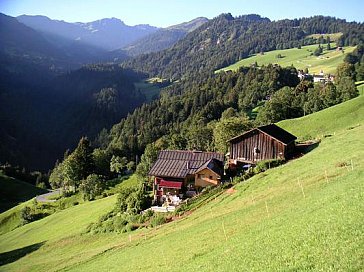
[0,0,363,27]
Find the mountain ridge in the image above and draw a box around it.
[17,15,159,51]
[122,17,209,56]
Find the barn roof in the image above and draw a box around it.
[148,150,224,178]
[229,124,297,145]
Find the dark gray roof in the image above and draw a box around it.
[229,124,297,145]
[196,158,224,177]
[148,150,224,178]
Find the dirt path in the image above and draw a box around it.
[36,189,61,202]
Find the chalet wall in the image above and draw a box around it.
[195,168,220,188]
[230,130,286,162]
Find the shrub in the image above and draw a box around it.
[113,215,128,230]
[20,206,49,225]
[150,214,167,227]
[115,184,151,215]
[79,174,104,201]
[254,159,285,173]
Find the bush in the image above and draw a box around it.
[113,215,128,230]
[20,206,49,225]
[79,174,104,201]
[115,184,151,215]
[254,159,285,173]
[150,213,167,227]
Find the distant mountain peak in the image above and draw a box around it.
[167,17,209,32]
[16,15,159,51]
[90,17,125,25]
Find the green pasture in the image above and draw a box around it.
[217,43,356,75]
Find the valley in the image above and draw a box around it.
[0,6,363,272]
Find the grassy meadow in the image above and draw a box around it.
[217,43,356,75]
[134,78,166,102]
[1,97,363,271]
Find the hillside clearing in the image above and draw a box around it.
[217,43,356,74]
[134,78,169,102]
[306,32,343,41]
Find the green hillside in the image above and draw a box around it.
[217,43,356,74]
[279,95,364,140]
[0,173,47,213]
[0,97,363,271]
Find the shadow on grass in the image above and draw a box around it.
[0,242,45,266]
[296,141,320,155]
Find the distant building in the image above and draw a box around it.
[298,69,334,84]
[313,74,326,83]
[313,73,335,83]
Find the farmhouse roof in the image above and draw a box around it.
[148,150,224,178]
[195,158,224,177]
[229,124,297,145]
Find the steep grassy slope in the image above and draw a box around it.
[0,201,31,235]
[217,44,356,74]
[279,95,364,140]
[0,196,116,252]
[0,173,46,213]
[1,97,363,271]
[62,125,364,272]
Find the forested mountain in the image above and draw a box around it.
[17,15,159,51]
[0,63,146,171]
[105,65,300,160]
[0,13,146,170]
[122,14,363,80]
[123,17,208,56]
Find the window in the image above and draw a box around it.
[209,176,213,180]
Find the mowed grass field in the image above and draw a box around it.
[1,97,363,271]
[217,43,356,75]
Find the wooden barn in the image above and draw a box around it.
[228,124,296,165]
[148,150,224,204]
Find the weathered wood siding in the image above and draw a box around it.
[230,130,288,162]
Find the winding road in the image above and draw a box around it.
[36,189,61,203]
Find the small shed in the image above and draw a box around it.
[228,124,296,165]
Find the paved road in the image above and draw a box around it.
[36,189,61,203]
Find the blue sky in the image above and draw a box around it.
[0,0,363,27]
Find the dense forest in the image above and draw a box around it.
[0,64,146,170]
[122,15,364,80]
